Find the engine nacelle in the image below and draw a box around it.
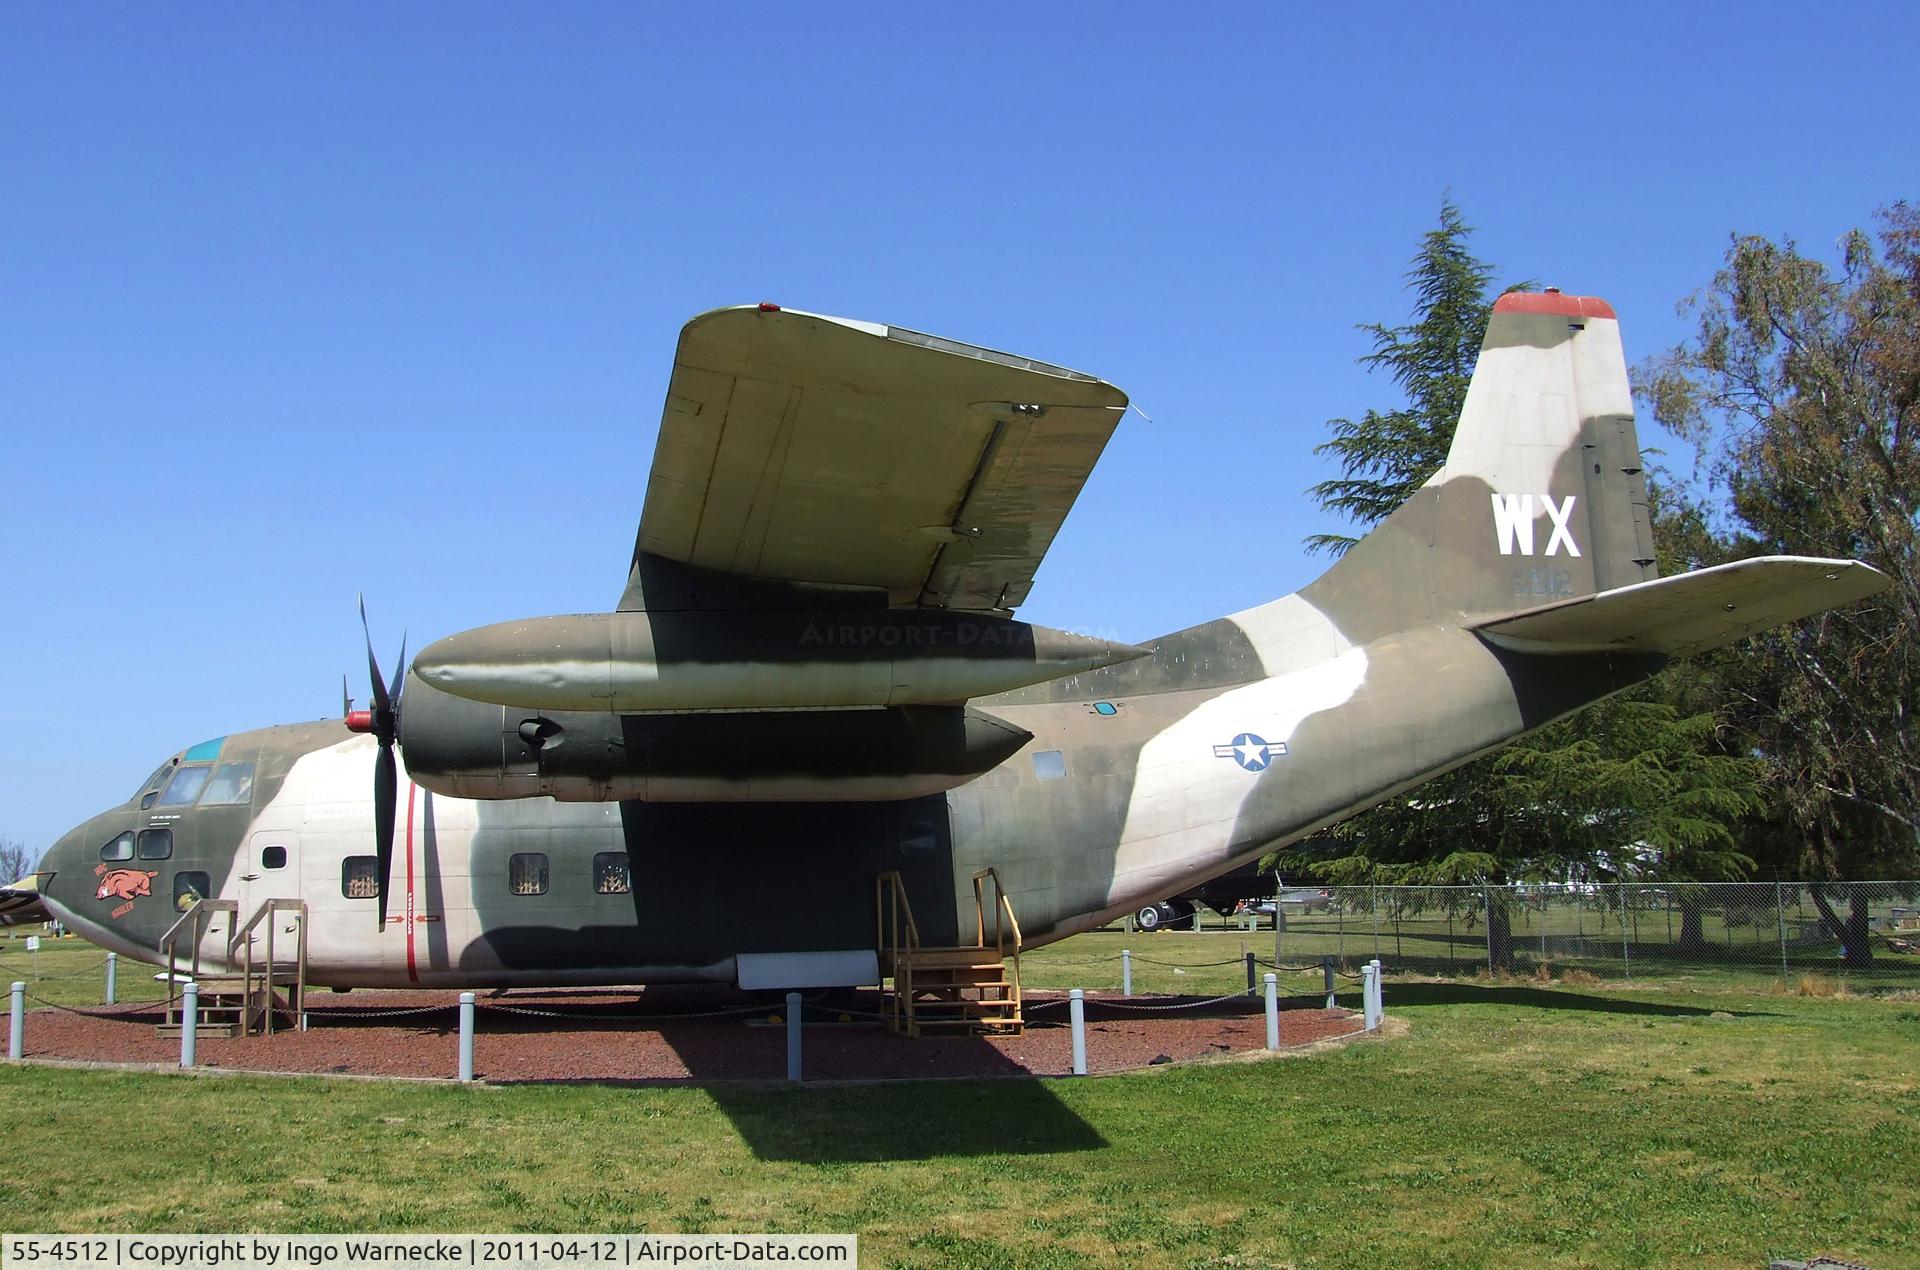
[398,672,1033,802]
[412,609,1145,712]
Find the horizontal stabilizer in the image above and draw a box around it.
[1473,557,1890,656]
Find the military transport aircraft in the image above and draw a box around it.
[23,293,1889,992]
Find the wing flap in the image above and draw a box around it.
[1473,557,1890,656]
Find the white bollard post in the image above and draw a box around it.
[1371,958,1386,1024]
[105,953,118,1006]
[1264,973,1279,1050]
[785,991,803,1083]
[8,981,22,1059]
[1121,948,1132,997]
[458,992,475,1082]
[181,981,199,1068]
[1069,988,1087,1076]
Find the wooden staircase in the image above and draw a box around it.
[877,868,1023,1037]
[158,897,309,1039]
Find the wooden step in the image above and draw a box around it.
[909,1002,1015,1016]
[156,1022,242,1038]
[910,1013,1019,1028]
[907,946,1008,968]
[907,971,1008,989]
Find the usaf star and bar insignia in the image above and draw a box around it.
[1214,732,1287,772]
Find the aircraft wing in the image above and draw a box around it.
[629,305,1128,613]
[0,873,50,927]
[1473,557,1891,656]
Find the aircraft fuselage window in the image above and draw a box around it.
[510,853,549,896]
[594,852,631,895]
[100,832,134,862]
[1033,750,1068,781]
[140,792,159,810]
[201,762,256,806]
[342,856,380,899]
[156,765,212,807]
[262,845,287,870]
[136,827,173,860]
[173,871,211,912]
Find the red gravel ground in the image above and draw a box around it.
[18,987,1364,1083]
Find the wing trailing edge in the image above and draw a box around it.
[1471,557,1890,657]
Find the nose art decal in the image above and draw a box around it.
[94,867,158,918]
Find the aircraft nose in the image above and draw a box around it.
[39,825,81,888]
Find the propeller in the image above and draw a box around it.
[345,595,407,932]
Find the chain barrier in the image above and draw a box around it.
[1125,955,1249,969]
[17,958,112,981]
[305,1004,455,1020]
[1252,958,1330,974]
[477,1000,776,1022]
[1078,990,1255,1013]
[24,992,156,1018]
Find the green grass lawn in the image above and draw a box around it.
[4,931,1918,1267]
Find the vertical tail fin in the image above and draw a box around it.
[1304,291,1658,642]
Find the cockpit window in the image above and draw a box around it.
[137,827,173,860]
[133,759,176,804]
[201,761,255,806]
[100,832,134,862]
[156,765,212,807]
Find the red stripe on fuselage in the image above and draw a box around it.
[405,782,418,983]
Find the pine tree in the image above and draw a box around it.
[1307,198,1500,554]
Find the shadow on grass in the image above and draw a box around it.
[1383,981,1784,1019]
[702,1076,1108,1163]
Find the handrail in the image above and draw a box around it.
[972,868,1023,1025]
[231,898,309,1037]
[228,897,304,959]
[971,868,1022,958]
[159,898,237,1026]
[875,871,920,954]
[875,871,923,1035]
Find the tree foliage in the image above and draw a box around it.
[1639,204,1920,887]
[0,838,31,886]
[1306,198,1503,555]
[1288,699,1762,887]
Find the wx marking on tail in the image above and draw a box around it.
[1491,493,1581,557]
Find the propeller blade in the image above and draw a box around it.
[373,738,396,932]
[360,593,390,720]
[342,674,352,718]
[389,632,408,709]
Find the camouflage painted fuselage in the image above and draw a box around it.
[33,294,1879,986]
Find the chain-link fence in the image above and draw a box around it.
[1166,881,1920,989]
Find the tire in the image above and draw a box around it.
[1136,904,1164,931]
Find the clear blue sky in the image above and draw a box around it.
[4,4,1915,855]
